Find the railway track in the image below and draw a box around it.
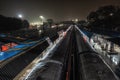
[0,26,118,80]
[21,26,118,80]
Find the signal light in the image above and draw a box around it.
[1,45,8,51]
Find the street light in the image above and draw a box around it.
[18,14,23,18]
[110,13,113,16]
[39,16,44,24]
[40,16,44,19]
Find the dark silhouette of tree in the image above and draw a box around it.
[87,12,98,22]
[77,20,87,27]
[0,15,29,32]
[87,5,120,31]
[22,20,29,29]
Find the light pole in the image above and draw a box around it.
[39,16,44,25]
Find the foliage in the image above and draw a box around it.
[0,15,29,32]
[87,5,120,31]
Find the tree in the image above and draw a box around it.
[87,5,120,31]
[0,15,29,32]
[22,20,29,29]
[87,12,98,22]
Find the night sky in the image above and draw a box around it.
[0,0,120,22]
